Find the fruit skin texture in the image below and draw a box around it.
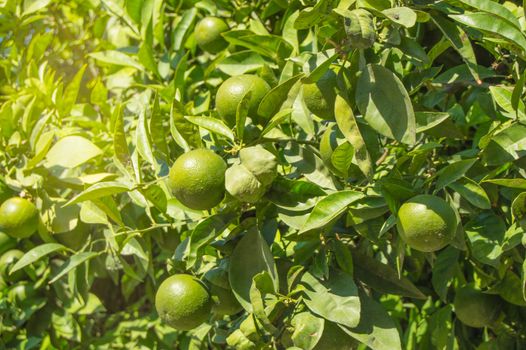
[0,197,39,239]
[239,145,278,186]
[210,283,243,315]
[314,321,356,350]
[169,149,227,210]
[0,249,25,282]
[155,274,212,330]
[194,17,229,54]
[454,284,501,328]
[303,69,338,120]
[225,164,266,203]
[215,75,271,126]
[396,194,456,252]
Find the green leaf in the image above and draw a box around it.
[222,30,293,61]
[489,85,526,121]
[184,116,235,142]
[415,111,450,133]
[356,64,416,144]
[481,124,526,165]
[136,110,157,168]
[217,51,266,76]
[45,136,102,169]
[10,243,68,274]
[340,291,402,350]
[89,51,144,71]
[450,12,526,53]
[23,0,52,16]
[465,212,506,267]
[330,142,354,177]
[249,272,278,335]
[334,95,373,179]
[60,64,87,116]
[352,249,425,299]
[65,181,132,206]
[300,270,361,328]
[229,228,279,312]
[294,0,331,29]
[382,7,417,28]
[435,158,477,190]
[302,51,338,84]
[483,178,526,189]
[431,246,460,301]
[448,177,491,209]
[431,15,480,82]
[258,73,304,120]
[289,312,324,350]
[457,0,521,30]
[334,8,376,49]
[236,90,252,141]
[113,104,130,165]
[299,190,364,235]
[49,252,99,284]
[173,8,197,51]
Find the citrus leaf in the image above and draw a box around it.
[184,116,235,142]
[229,228,279,312]
[10,243,68,274]
[65,181,132,206]
[356,64,416,144]
[299,190,364,235]
[49,252,99,284]
[45,136,102,169]
[448,177,491,209]
[300,270,361,328]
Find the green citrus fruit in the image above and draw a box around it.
[314,321,356,350]
[225,164,266,203]
[396,194,456,252]
[169,149,226,210]
[239,145,278,186]
[216,75,271,126]
[0,197,39,239]
[454,284,501,328]
[194,17,229,54]
[0,231,16,255]
[303,69,338,120]
[155,274,212,330]
[0,249,25,282]
[210,283,243,315]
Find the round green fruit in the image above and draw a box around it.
[215,75,271,126]
[239,145,278,186]
[454,284,501,328]
[303,69,338,120]
[169,149,226,210]
[53,222,90,251]
[155,274,212,330]
[396,194,456,252]
[225,164,266,203]
[194,17,229,54]
[0,249,25,282]
[0,197,39,239]
[210,283,243,316]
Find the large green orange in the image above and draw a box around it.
[303,69,338,120]
[0,249,25,282]
[210,283,243,316]
[215,75,271,126]
[169,149,226,210]
[314,321,356,350]
[396,195,456,252]
[155,274,212,330]
[194,17,229,54]
[0,197,39,239]
[454,284,501,328]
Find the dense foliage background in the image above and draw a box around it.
[1,0,526,349]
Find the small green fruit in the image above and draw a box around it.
[225,164,266,203]
[239,145,278,186]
